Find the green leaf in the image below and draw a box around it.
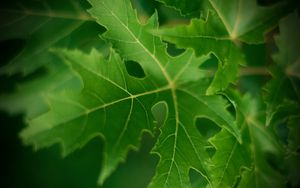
[0,0,92,75]
[208,128,251,188]
[156,11,244,95]
[20,48,239,187]
[264,11,300,125]
[20,0,242,187]
[21,48,165,184]
[0,56,82,119]
[215,91,286,188]
[241,115,286,188]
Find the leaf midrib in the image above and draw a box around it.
[215,123,246,187]
[95,2,185,187]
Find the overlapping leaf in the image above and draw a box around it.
[157,10,244,94]
[0,13,107,120]
[0,22,107,123]
[209,91,286,188]
[264,11,300,125]
[284,115,300,187]
[155,0,288,94]
[263,11,300,187]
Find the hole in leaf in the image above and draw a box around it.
[205,145,216,158]
[189,168,208,188]
[274,122,289,145]
[220,95,237,120]
[227,101,236,119]
[131,0,160,18]
[124,60,146,78]
[232,174,242,188]
[264,151,284,173]
[199,53,219,70]
[165,41,185,57]
[195,117,221,138]
[0,39,26,66]
[151,101,168,133]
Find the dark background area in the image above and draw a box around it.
[0,110,158,188]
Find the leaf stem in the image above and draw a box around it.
[238,67,270,76]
